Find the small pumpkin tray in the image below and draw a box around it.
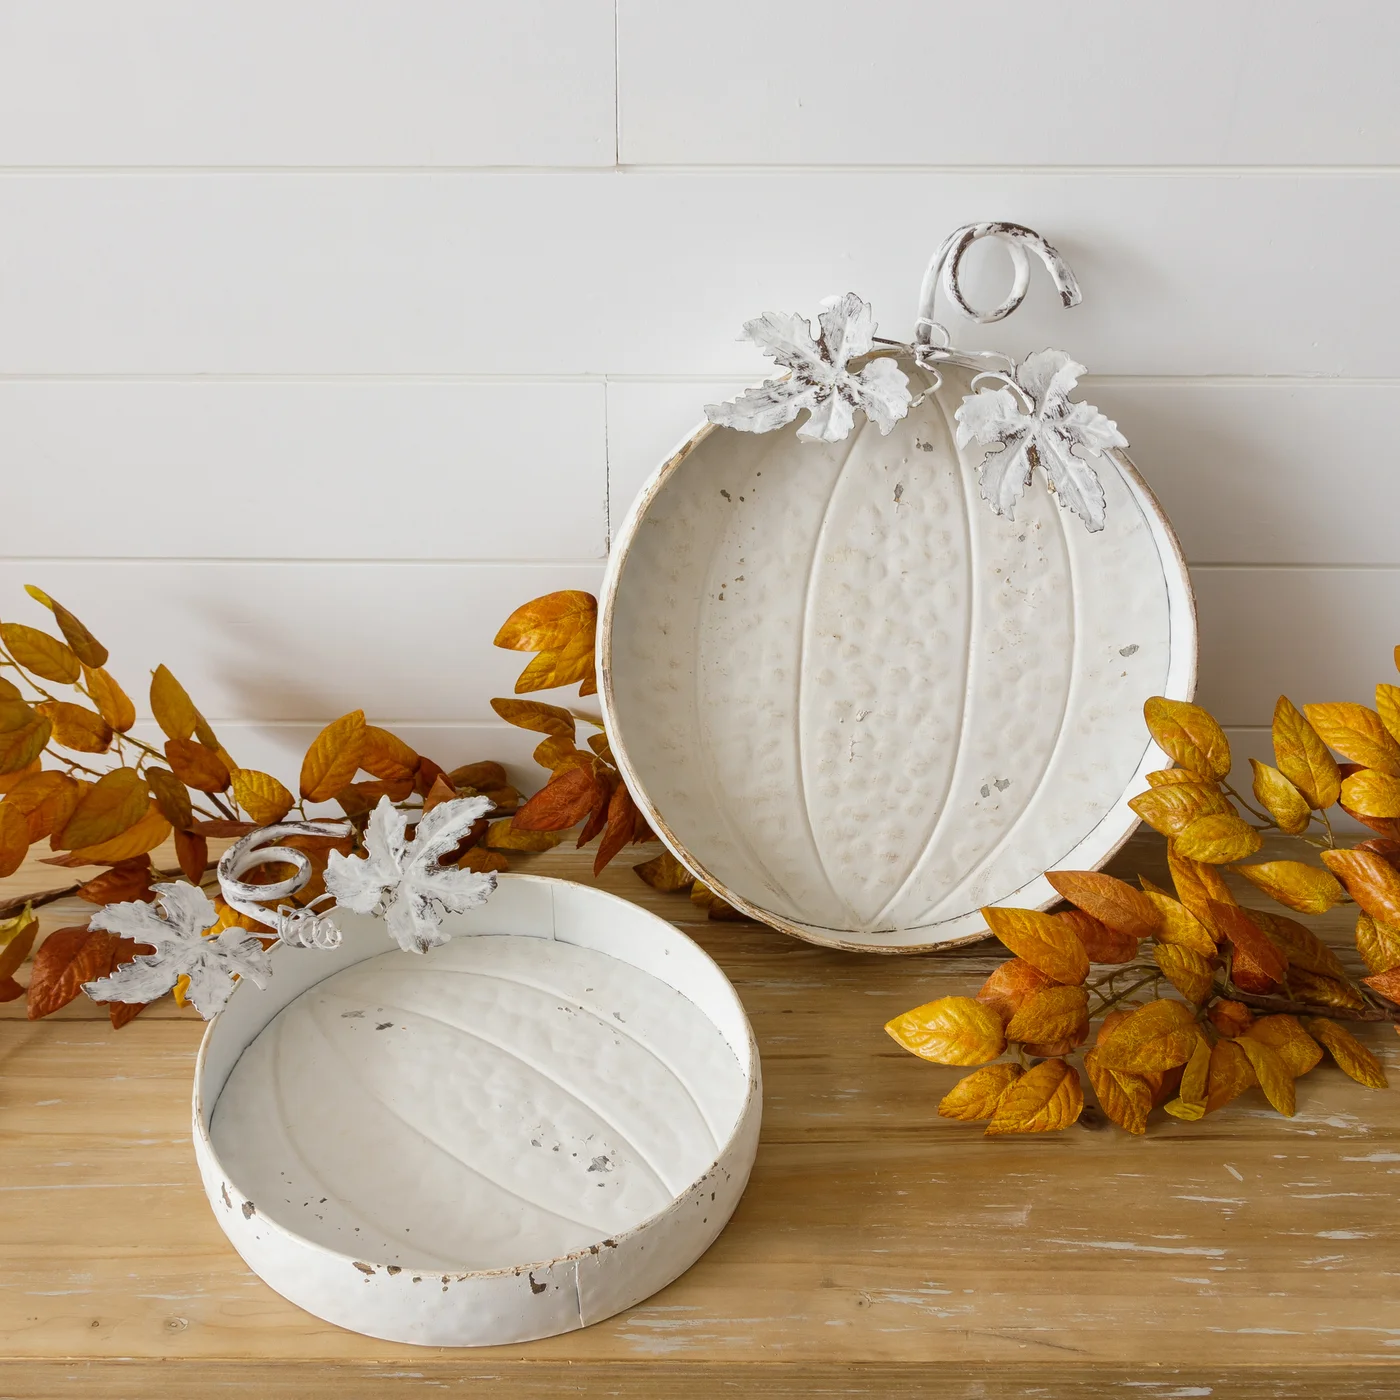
[600,226,1196,952]
[193,875,760,1347]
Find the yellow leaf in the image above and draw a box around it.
[1302,1016,1388,1090]
[1356,912,1400,975]
[1305,702,1400,778]
[533,735,580,771]
[1204,1037,1257,1114]
[1320,848,1400,925]
[52,767,148,850]
[1245,907,1349,980]
[1095,998,1202,1074]
[937,1063,1024,1122]
[1146,769,1204,787]
[1272,696,1341,810]
[985,1058,1083,1135]
[1083,1047,1152,1134]
[1004,984,1089,1047]
[1164,1035,1213,1120]
[68,803,171,864]
[1128,781,1232,838]
[149,664,198,742]
[82,666,136,733]
[1045,870,1160,940]
[494,591,597,654]
[1139,879,1217,955]
[1339,769,1400,819]
[0,904,39,981]
[1232,860,1345,915]
[232,769,295,825]
[1249,759,1310,835]
[1244,1015,1323,1077]
[0,622,80,684]
[1236,1037,1296,1117]
[1143,697,1231,780]
[356,726,418,785]
[980,906,1088,986]
[299,710,367,803]
[1288,967,1366,1012]
[1173,811,1262,864]
[514,633,595,695]
[0,712,51,776]
[489,697,576,738]
[1377,683,1400,745]
[884,995,1006,1066]
[1153,943,1215,1004]
[484,816,565,852]
[1167,842,1236,930]
[35,701,111,754]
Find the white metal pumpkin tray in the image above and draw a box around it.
[193,875,760,1347]
[600,225,1196,953]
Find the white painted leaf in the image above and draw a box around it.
[705,293,911,444]
[954,349,1127,532]
[325,795,497,954]
[83,881,272,1019]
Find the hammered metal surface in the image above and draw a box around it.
[603,356,1195,950]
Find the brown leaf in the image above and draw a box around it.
[449,761,508,791]
[360,726,419,784]
[421,774,458,815]
[164,737,231,794]
[23,588,108,669]
[0,907,39,982]
[1143,697,1232,780]
[1245,907,1349,981]
[593,782,637,876]
[109,997,147,1029]
[1305,702,1400,778]
[0,801,27,879]
[1356,837,1400,869]
[1153,943,1216,1004]
[938,1063,1024,1123]
[1095,998,1202,1074]
[68,804,171,864]
[1288,967,1366,1011]
[1139,879,1217,955]
[587,731,615,764]
[0,622,81,684]
[977,958,1055,1023]
[1272,696,1342,809]
[1211,900,1288,993]
[75,859,154,905]
[1208,999,1254,1037]
[26,925,117,1019]
[53,767,148,850]
[0,711,53,775]
[1236,1037,1296,1116]
[1202,1038,1256,1114]
[3,769,80,844]
[1004,984,1089,1047]
[1355,912,1400,975]
[884,995,1006,1066]
[1167,842,1236,929]
[1302,1016,1388,1090]
[174,829,208,884]
[299,710,367,803]
[1047,870,1159,940]
[1173,811,1262,864]
[459,847,509,874]
[1233,860,1345,915]
[149,664,198,742]
[634,849,695,893]
[414,756,449,799]
[985,1058,1083,1135]
[1082,1047,1152,1134]
[490,697,577,738]
[495,591,597,654]
[689,881,748,921]
[1244,1014,1323,1077]
[513,766,605,832]
[1339,769,1400,820]
[231,769,294,825]
[1248,759,1311,835]
[1056,908,1136,964]
[80,666,136,734]
[0,755,41,793]
[35,700,111,755]
[484,816,565,852]
[1129,781,1232,838]
[143,766,193,832]
[980,907,1089,986]
[1320,847,1400,925]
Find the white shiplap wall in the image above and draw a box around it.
[2,0,1396,791]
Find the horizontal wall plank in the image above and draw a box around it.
[1194,567,1399,726]
[608,380,1400,566]
[0,174,1394,376]
[0,562,604,724]
[0,1,615,167]
[2,381,607,560]
[618,1,1400,167]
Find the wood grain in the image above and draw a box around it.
[2,834,1398,1397]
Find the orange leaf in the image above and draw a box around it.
[985,1058,1083,1135]
[1244,1014,1323,1078]
[884,996,1006,1066]
[1288,967,1366,1012]
[0,622,80,684]
[980,907,1088,986]
[145,766,194,832]
[1305,702,1400,778]
[1320,848,1400,925]
[938,1063,1024,1123]
[1204,1038,1257,1114]
[26,925,118,1019]
[1248,759,1311,836]
[299,711,367,803]
[449,761,508,792]
[1139,879,1217,955]
[513,636,595,695]
[76,858,155,905]
[81,666,136,734]
[489,697,577,738]
[0,711,53,776]
[1046,870,1159,940]
[52,768,148,850]
[1211,900,1288,993]
[593,782,637,876]
[1143,697,1232,780]
[495,591,597,653]
[1129,781,1232,838]
[1245,907,1349,980]
[36,701,112,754]
[1362,965,1400,1004]
[1236,1037,1295,1116]
[1272,696,1341,809]
[1153,943,1215,1004]
[164,737,231,794]
[174,829,208,884]
[231,769,294,825]
[1083,1047,1152,1134]
[459,847,509,874]
[0,802,28,879]
[1208,999,1254,1037]
[360,726,419,784]
[414,755,449,799]
[1355,912,1400,975]
[1095,999,1202,1074]
[1339,768,1400,819]
[1056,908,1137,964]
[1302,1016,1388,1090]
[1233,860,1345,915]
[1173,811,1262,864]
[513,766,605,832]
[149,664,199,742]
[1166,842,1235,929]
[1163,1035,1213,1120]
[3,769,80,844]
[68,804,171,864]
[1004,984,1089,1047]
[24,588,108,668]
[633,849,695,893]
[484,817,565,852]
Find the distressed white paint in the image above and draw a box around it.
[194,876,762,1346]
[601,354,1195,949]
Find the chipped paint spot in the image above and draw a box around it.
[352,1261,374,1275]
[240,1200,255,1219]
[529,1272,547,1295]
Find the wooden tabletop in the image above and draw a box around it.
[1,832,1397,1398]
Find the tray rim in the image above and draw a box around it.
[598,352,1198,954]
